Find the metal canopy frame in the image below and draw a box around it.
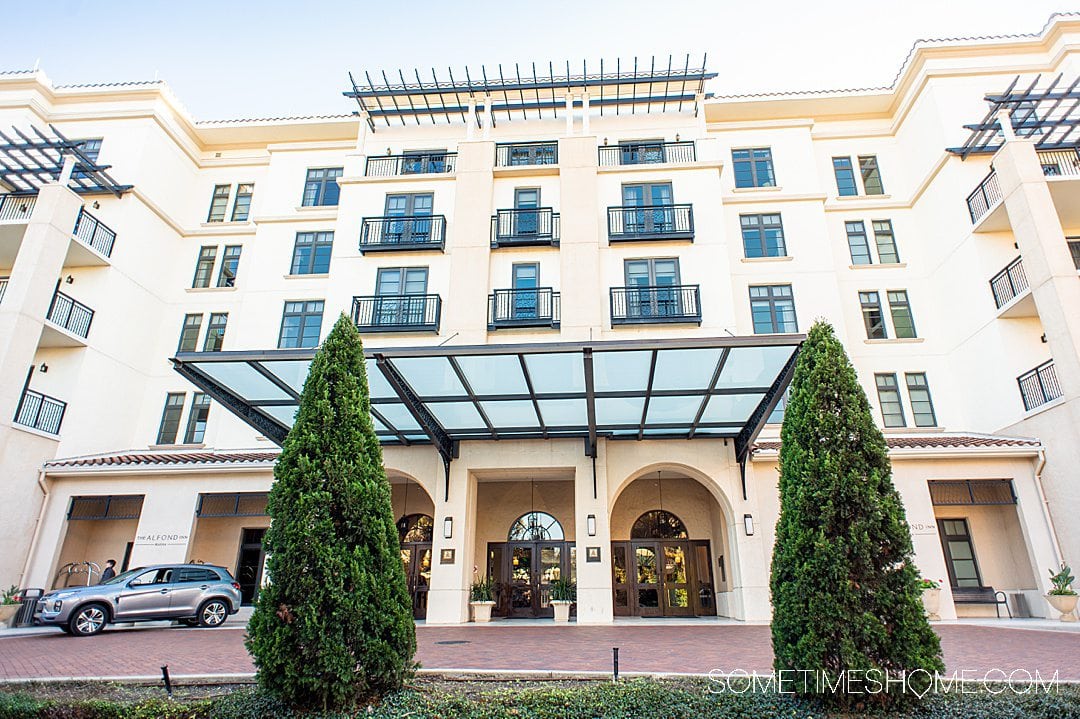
[345,56,716,131]
[0,124,131,197]
[948,74,1080,158]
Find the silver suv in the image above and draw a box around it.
[36,564,242,636]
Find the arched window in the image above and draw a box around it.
[397,514,434,543]
[630,510,688,539]
[508,511,564,541]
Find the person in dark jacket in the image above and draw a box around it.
[99,559,116,582]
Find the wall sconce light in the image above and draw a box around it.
[743,514,755,536]
[64,275,74,284]
[38,363,48,373]
[675,133,681,142]
[92,201,100,210]
[587,514,596,537]
[386,147,393,155]
[443,516,453,539]
[603,137,608,146]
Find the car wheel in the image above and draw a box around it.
[69,604,108,637]
[197,599,228,628]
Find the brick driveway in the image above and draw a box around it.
[1,623,1077,681]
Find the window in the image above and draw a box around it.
[192,246,217,288]
[845,222,871,265]
[732,148,775,188]
[203,313,228,351]
[184,393,210,444]
[385,193,434,216]
[888,290,916,338]
[859,291,887,339]
[376,267,429,295]
[740,213,786,258]
[290,231,334,275]
[231,183,253,221]
[156,393,185,444]
[511,263,540,319]
[872,220,900,264]
[217,245,241,287]
[767,388,790,424]
[905,372,937,426]
[939,519,983,588]
[178,567,220,583]
[301,167,343,207]
[278,300,324,348]
[206,184,231,222]
[749,285,797,334]
[177,314,202,352]
[833,157,858,196]
[625,258,681,318]
[73,139,102,180]
[374,268,428,326]
[858,155,884,195]
[875,373,906,428]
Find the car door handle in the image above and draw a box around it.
[159,589,169,594]
[200,585,209,590]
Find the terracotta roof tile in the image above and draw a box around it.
[45,449,279,469]
[752,434,1042,454]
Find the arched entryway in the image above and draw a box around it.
[390,476,434,620]
[610,471,731,618]
[488,511,574,618]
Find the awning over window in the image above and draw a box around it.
[172,336,801,465]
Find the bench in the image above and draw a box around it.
[952,587,1012,618]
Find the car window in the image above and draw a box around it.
[177,568,219,583]
[102,567,145,585]
[128,569,160,586]
[156,569,173,584]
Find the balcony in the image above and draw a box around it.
[14,388,66,435]
[0,277,7,304]
[1037,148,1080,178]
[966,170,1002,225]
[72,208,116,261]
[496,142,558,167]
[352,294,441,333]
[610,285,701,326]
[1018,361,1062,411]
[490,208,560,248]
[488,288,560,330]
[365,152,456,177]
[989,256,1036,317]
[1069,239,1080,270]
[607,204,694,242]
[359,215,446,253]
[43,290,94,345]
[0,193,35,223]
[598,141,696,167]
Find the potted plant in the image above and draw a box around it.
[0,586,21,627]
[1046,563,1078,622]
[550,577,576,623]
[917,576,942,621]
[469,575,496,623]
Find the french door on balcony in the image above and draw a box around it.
[622,183,674,234]
[375,267,429,326]
[513,188,540,236]
[625,258,681,319]
[384,194,433,244]
[619,140,665,165]
[511,263,539,320]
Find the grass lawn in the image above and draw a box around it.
[2,676,1078,718]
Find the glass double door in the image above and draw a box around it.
[235,528,267,605]
[489,541,571,618]
[400,542,432,619]
[611,540,714,617]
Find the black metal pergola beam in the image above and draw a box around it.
[0,124,131,196]
[447,355,498,440]
[172,359,288,445]
[732,347,800,500]
[688,348,731,439]
[583,348,597,458]
[375,354,453,462]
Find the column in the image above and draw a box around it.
[575,439,613,623]
[565,94,574,136]
[425,461,475,624]
[466,99,476,141]
[556,136,603,340]
[1013,468,1064,618]
[127,485,200,567]
[581,93,590,136]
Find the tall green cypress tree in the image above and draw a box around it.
[770,320,943,708]
[246,314,416,711]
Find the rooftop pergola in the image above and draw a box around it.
[173,336,800,500]
[345,56,716,131]
[0,124,130,196]
[949,74,1080,158]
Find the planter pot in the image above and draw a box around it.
[469,600,495,623]
[921,588,941,621]
[0,604,18,628]
[1046,593,1079,622]
[551,600,572,623]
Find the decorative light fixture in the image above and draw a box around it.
[675,133,681,142]
[64,275,74,284]
[443,516,453,539]
[386,147,393,155]
[38,363,48,373]
[603,137,608,146]
[743,514,755,536]
[92,201,100,210]
[587,514,596,537]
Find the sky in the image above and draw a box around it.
[1,2,1072,121]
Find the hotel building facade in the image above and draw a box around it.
[1,15,1078,625]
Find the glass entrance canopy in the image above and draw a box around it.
[173,336,800,461]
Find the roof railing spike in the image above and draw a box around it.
[531,62,542,120]
[446,67,467,125]
[381,70,407,126]
[549,61,558,119]
[599,58,604,116]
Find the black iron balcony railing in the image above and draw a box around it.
[1018,361,1062,411]
[610,285,701,325]
[488,288,560,330]
[598,141,696,167]
[73,208,116,258]
[989,256,1029,309]
[359,215,446,253]
[1038,148,1080,177]
[607,204,694,241]
[365,152,457,177]
[47,290,94,338]
[14,388,66,435]
[496,142,558,167]
[1067,238,1080,270]
[352,294,441,332]
[966,170,1002,224]
[490,208,560,248]
[0,193,36,222]
[0,277,7,304]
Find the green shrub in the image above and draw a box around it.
[769,320,944,710]
[245,314,416,711]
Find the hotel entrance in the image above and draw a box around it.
[488,512,574,618]
[612,533,714,617]
[397,514,432,620]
